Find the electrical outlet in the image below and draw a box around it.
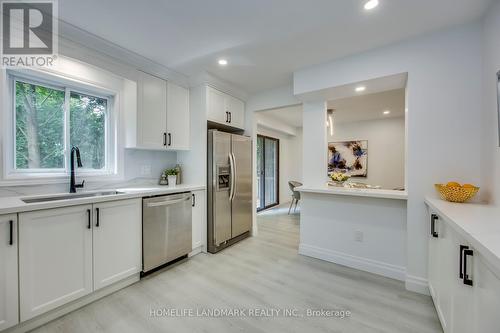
[140,164,152,176]
[354,230,364,242]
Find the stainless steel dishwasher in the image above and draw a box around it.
[142,192,192,273]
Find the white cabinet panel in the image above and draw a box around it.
[0,215,18,331]
[19,205,93,321]
[226,95,245,129]
[191,190,206,251]
[167,82,190,150]
[473,254,500,333]
[207,86,227,124]
[137,71,167,149]
[93,199,142,290]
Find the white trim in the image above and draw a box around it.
[298,243,406,281]
[405,274,430,295]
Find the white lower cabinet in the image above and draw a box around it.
[93,199,142,290]
[427,210,500,333]
[19,205,93,321]
[18,199,142,322]
[191,190,206,251]
[0,214,18,330]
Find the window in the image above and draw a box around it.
[7,72,115,180]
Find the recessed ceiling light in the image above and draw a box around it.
[218,59,228,66]
[364,0,379,10]
[355,86,366,92]
[383,110,391,115]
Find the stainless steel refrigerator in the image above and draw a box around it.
[208,130,252,253]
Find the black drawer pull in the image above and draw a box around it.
[9,220,13,245]
[192,193,196,207]
[96,208,100,227]
[459,245,469,278]
[430,214,439,238]
[87,209,91,229]
[463,249,473,286]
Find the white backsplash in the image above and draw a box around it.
[0,149,178,197]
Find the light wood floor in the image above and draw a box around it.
[32,204,442,333]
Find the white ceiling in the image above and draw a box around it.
[59,0,491,94]
[328,89,406,123]
[259,105,303,128]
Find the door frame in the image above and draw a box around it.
[257,134,280,212]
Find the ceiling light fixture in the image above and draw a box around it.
[355,86,366,92]
[218,59,228,66]
[383,110,391,115]
[364,0,379,10]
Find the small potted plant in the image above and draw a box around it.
[164,168,179,187]
[329,172,350,187]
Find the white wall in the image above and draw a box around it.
[328,117,405,190]
[294,23,483,293]
[256,125,303,204]
[481,1,500,205]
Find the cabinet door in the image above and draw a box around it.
[207,87,227,124]
[0,215,18,330]
[436,219,454,332]
[93,199,142,290]
[19,205,93,321]
[472,254,500,333]
[137,71,167,149]
[428,212,439,299]
[191,190,206,251]
[167,82,190,150]
[226,95,245,129]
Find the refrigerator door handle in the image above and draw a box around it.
[229,152,236,201]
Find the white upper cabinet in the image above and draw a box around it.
[0,215,18,331]
[19,205,93,321]
[137,70,167,149]
[129,70,190,150]
[166,82,190,150]
[206,86,245,129]
[93,199,142,290]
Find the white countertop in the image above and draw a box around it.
[0,184,205,215]
[297,184,408,200]
[425,197,500,276]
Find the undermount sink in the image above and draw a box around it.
[21,191,124,204]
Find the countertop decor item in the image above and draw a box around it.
[435,182,479,203]
[164,168,179,187]
[328,172,350,187]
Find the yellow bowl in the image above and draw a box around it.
[434,184,479,203]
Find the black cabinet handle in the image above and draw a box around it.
[168,133,172,146]
[9,220,13,245]
[430,214,439,238]
[192,193,196,207]
[225,111,229,123]
[87,209,91,229]
[463,249,473,286]
[163,133,167,146]
[96,208,100,227]
[228,112,232,123]
[459,245,469,278]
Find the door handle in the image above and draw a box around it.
[9,220,13,245]
[463,249,473,286]
[229,153,236,201]
[163,132,167,146]
[87,209,91,229]
[192,193,196,207]
[168,133,172,146]
[459,245,469,278]
[430,214,439,238]
[95,208,100,227]
[228,112,232,123]
[146,196,190,207]
[225,111,229,123]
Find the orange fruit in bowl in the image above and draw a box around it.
[446,181,461,187]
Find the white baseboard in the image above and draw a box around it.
[299,243,406,281]
[6,274,140,333]
[189,246,202,257]
[405,274,430,295]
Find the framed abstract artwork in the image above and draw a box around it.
[328,140,368,177]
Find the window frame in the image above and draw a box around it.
[4,69,117,182]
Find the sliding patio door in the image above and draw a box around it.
[257,135,279,211]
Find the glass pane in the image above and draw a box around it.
[256,136,264,209]
[70,92,107,170]
[264,137,278,206]
[15,81,65,169]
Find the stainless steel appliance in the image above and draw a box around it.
[142,192,192,273]
[208,130,252,253]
